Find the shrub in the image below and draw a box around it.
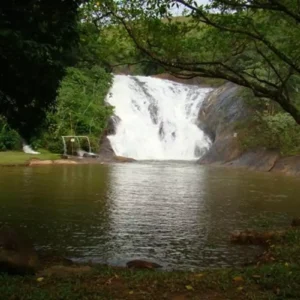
[0,118,21,151]
[238,111,300,156]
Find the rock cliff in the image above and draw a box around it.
[198,83,300,175]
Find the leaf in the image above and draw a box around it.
[129,291,134,295]
[185,285,194,290]
[237,286,244,291]
[252,275,261,279]
[37,277,44,282]
[233,276,244,282]
[195,273,204,277]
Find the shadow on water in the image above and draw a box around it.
[0,162,300,270]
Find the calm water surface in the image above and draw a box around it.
[0,162,300,270]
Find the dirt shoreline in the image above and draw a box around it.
[2,155,300,178]
[1,226,299,299]
[0,155,136,167]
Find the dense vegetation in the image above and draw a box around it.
[0,0,83,139]
[85,0,300,123]
[0,2,115,153]
[239,111,300,156]
[235,90,300,155]
[0,117,21,151]
[36,66,113,153]
[1,0,300,156]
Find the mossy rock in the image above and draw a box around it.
[0,226,40,275]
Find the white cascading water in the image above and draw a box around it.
[23,144,40,154]
[106,75,212,160]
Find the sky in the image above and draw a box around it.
[196,0,210,4]
[172,0,210,15]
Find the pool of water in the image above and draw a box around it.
[0,162,300,270]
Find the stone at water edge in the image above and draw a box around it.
[114,156,136,163]
[0,225,40,275]
[53,160,77,165]
[83,152,99,158]
[291,218,300,227]
[29,159,53,166]
[230,229,285,245]
[126,260,162,269]
[29,159,78,166]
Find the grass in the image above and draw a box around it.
[0,267,272,300]
[0,150,60,165]
[1,228,300,299]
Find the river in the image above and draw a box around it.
[1,163,300,270]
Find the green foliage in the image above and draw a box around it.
[0,0,83,139]
[238,110,300,156]
[83,0,300,122]
[0,117,21,151]
[78,10,164,76]
[0,151,60,165]
[231,88,300,155]
[38,66,113,153]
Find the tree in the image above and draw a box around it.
[35,21,114,153]
[0,0,84,139]
[79,10,162,76]
[84,0,300,123]
[47,66,113,138]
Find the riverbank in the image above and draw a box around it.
[0,150,136,166]
[2,226,300,299]
[2,148,300,178]
[198,83,300,176]
[0,151,60,166]
[2,149,300,179]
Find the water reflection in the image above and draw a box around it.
[107,163,210,268]
[0,163,300,270]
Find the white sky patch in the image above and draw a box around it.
[171,0,210,15]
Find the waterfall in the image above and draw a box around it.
[106,75,212,160]
[22,144,40,155]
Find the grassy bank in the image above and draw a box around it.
[1,228,300,299]
[0,150,60,165]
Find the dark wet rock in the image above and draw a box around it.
[98,116,120,161]
[106,116,121,136]
[198,83,249,165]
[291,218,300,227]
[199,136,242,165]
[225,149,280,172]
[198,83,250,137]
[230,230,285,245]
[126,260,162,269]
[0,226,40,275]
[98,136,115,161]
[159,121,165,139]
[197,83,300,175]
[271,156,300,176]
[114,156,136,163]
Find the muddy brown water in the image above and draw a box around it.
[0,162,300,270]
